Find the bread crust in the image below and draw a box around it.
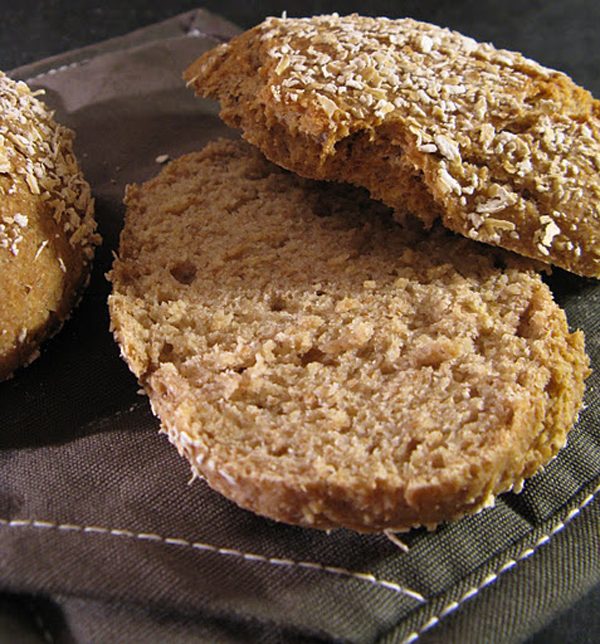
[109,139,588,532]
[0,72,100,380]
[185,14,600,278]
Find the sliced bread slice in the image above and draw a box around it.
[109,139,588,532]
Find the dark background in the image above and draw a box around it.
[0,1,598,642]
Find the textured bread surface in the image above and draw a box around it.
[0,72,100,381]
[109,139,588,532]
[185,14,600,278]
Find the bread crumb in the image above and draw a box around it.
[109,139,589,532]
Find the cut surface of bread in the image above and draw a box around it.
[0,72,100,381]
[185,14,600,278]
[109,139,588,532]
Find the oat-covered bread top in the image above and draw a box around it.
[185,14,600,278]
[0,72,100,380]
[109,139,588,532]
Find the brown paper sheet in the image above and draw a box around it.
[1,9,598,643]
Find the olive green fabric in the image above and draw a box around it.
[1,10,598,643]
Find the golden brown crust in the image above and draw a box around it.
[185,14,600,278]
[109,139,588,532]
[0,72,100,381]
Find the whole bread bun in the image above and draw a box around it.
[109,139,588,532]
[0,72,100,381]
[185,14,600,278]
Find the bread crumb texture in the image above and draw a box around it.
[0,72,100,380]
[185,14,600,278]
[109,139,588,532]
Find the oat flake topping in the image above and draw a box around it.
[0,71,99,258]
[187,13,600,277]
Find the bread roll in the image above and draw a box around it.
[0,72,100,380]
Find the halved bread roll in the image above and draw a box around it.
[185,14,600,278]
[108,139,588,532]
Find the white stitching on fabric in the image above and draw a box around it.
[402,482,600,643]
[26,60,92,83]
[0,517,425,603]
[23,29,220,84]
